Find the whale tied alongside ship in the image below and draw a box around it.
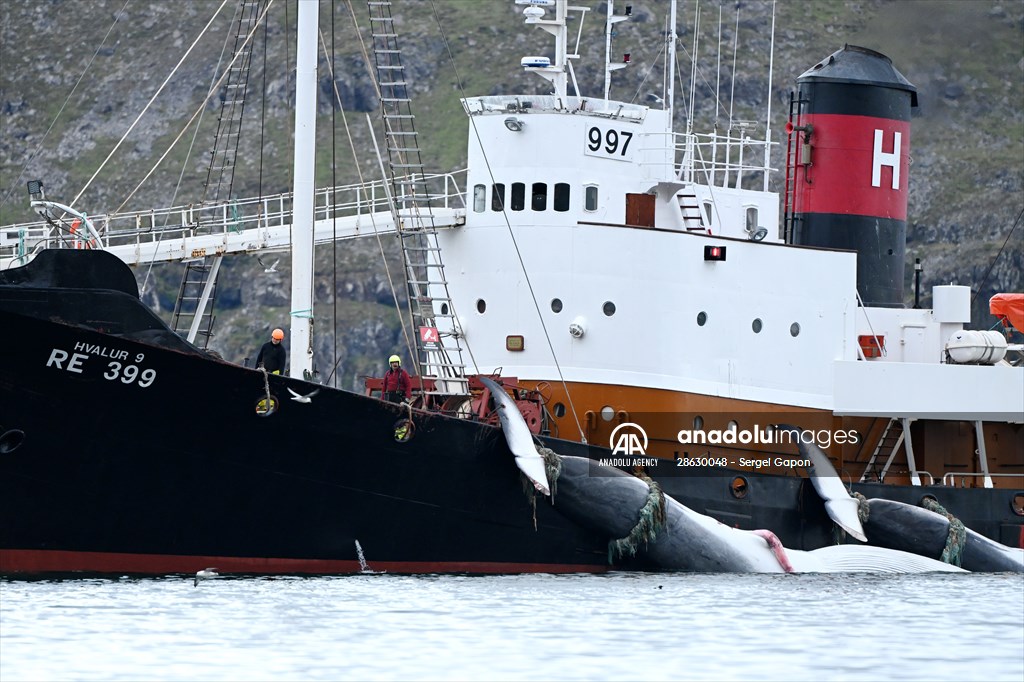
[482,377,1024,574]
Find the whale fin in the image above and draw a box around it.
[780,426,867,542]
[480,376,550,496]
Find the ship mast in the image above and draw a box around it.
[289,0,317,380]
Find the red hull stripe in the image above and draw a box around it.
[794,113,910,220]
[0,549,605,575]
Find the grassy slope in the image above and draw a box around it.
[1,0,1021,381]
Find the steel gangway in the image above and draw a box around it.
[0,172,466,271]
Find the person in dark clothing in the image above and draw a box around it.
[382,354,412,403]
[256,328,287,375]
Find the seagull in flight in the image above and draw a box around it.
[288,387,321,404]
[257,256,279,273]
[194,567,219,587]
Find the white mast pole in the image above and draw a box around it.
[667,0,676,132]
[763,0,776,192]
[289,0,318,379]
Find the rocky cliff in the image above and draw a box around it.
[1,0,1021,386]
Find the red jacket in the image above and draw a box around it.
[382,367,412,398]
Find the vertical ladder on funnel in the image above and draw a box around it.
[367,0,469,396]
[171,0,267,346]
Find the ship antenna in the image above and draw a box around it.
[667,0,677,136]
[728,2,738,133]
[763,0,776,191]
[687,0,699,133]
[715,3,722,127]
[603,0,631,103]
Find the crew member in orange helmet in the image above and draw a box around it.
[256,328,287,375]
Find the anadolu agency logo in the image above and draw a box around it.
[601,423,659,469]
[610,422,647,455]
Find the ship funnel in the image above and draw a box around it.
[786,45,918,308]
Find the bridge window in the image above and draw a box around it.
[473,184,486,212]
[531,182,547,211]
[554,183,570,212]
[492,183,506,211]
[511,182,525,211]
[584,185,598,212]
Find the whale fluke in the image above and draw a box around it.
[781,427,867,542]
[480,376,549,495]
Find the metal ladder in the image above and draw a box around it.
[171,257,223,347]
[172,0,266,346]
[678,191,705,231]
[367,0,469,395]
[860,417,906,482]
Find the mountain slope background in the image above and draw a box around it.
[1,0,1021,387]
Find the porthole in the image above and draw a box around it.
[600,406,615,422]
[393,418,415,443]
[603,301,616,316]
[693,415,704,430]
[0,429,25,454]
[790,322,800,337]
[441,303,449,316]
[752,318,763,333]
[551,298,563,313]
[255,395,279,417]
[553,402,566,418]
[727,420,738,433]
[697,311,707,326]
[730,476,749,499]
[1012,493,1024,517]
[476,299,486,314]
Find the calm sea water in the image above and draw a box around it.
[1,572,1022,681]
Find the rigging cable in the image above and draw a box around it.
[70,0,233,211]
[317,13,419,386]
[139,1,242,297]
[330,0,339,388]
[109,0,275,216]
[0,0,133,214]
[428,0,588,443]
[971,206,1022,306]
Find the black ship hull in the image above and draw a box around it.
[1,251,1019,575]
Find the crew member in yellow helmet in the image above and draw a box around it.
[382,354,412,403]
[256,328,287,375]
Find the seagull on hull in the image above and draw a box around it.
[288,387,320,404]
[194,567,218,587]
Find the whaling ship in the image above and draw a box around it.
[0,0,1021,575]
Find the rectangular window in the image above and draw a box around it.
[531,182,547,211]
[492,183,506,211]
[473,184,486,213]
[703,202,714,227]
[554,183,570,212]
[745,206,758,233]
[584,185,599,212]
[511,182,525,211]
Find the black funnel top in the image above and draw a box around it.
[798,45,918,107]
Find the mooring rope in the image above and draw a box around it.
[608,472,667,564]
[920,497,966,567]
[259,366,271,408]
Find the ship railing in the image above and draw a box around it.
[674,128,777,193]
[941,472,1023,488]
[0,171,467,265]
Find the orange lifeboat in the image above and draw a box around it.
[990,293,1024,333]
